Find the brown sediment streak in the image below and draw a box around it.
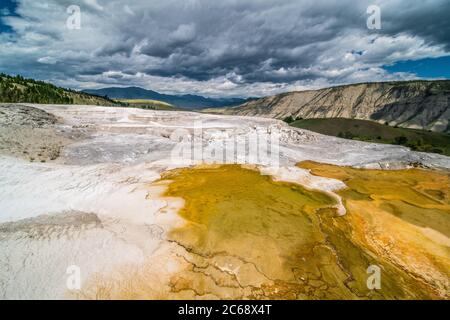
[297,161,450,298]
[80,164,450,299]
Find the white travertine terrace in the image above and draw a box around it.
[0,104,449,299]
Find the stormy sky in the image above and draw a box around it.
[0,0,449,98]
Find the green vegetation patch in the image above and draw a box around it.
[290,118,450,156]
[116,99,183,111]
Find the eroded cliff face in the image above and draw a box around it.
[226,81,450,132]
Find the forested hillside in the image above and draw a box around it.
[0,74,117,105]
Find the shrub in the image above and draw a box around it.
[341,131,355,139]
[283,116,296,124]
[394,136,408,145]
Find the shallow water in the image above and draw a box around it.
[163,165,336,293]
[80,163,450,299]
[161,164,449,299]
[298,161,450,299]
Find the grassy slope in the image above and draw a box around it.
[0,74,190,112]
[116,99,184,111]
[290,118,450,156]
[0,74,118,106]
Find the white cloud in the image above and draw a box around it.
[37,56,58,64]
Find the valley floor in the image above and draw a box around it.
[0,103,449,299]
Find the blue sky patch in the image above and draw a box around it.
[0,0,18,33]
[383,56,450,79]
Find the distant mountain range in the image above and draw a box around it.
[83,86,249,109]
[223,80,450,133]
[3,74,449,135]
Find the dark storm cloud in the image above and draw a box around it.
[380,0,450,51]
[134,0,353,81]
[96,0,450,83]
[0,0,449,97]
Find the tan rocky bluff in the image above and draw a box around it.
[223,80,450,133]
